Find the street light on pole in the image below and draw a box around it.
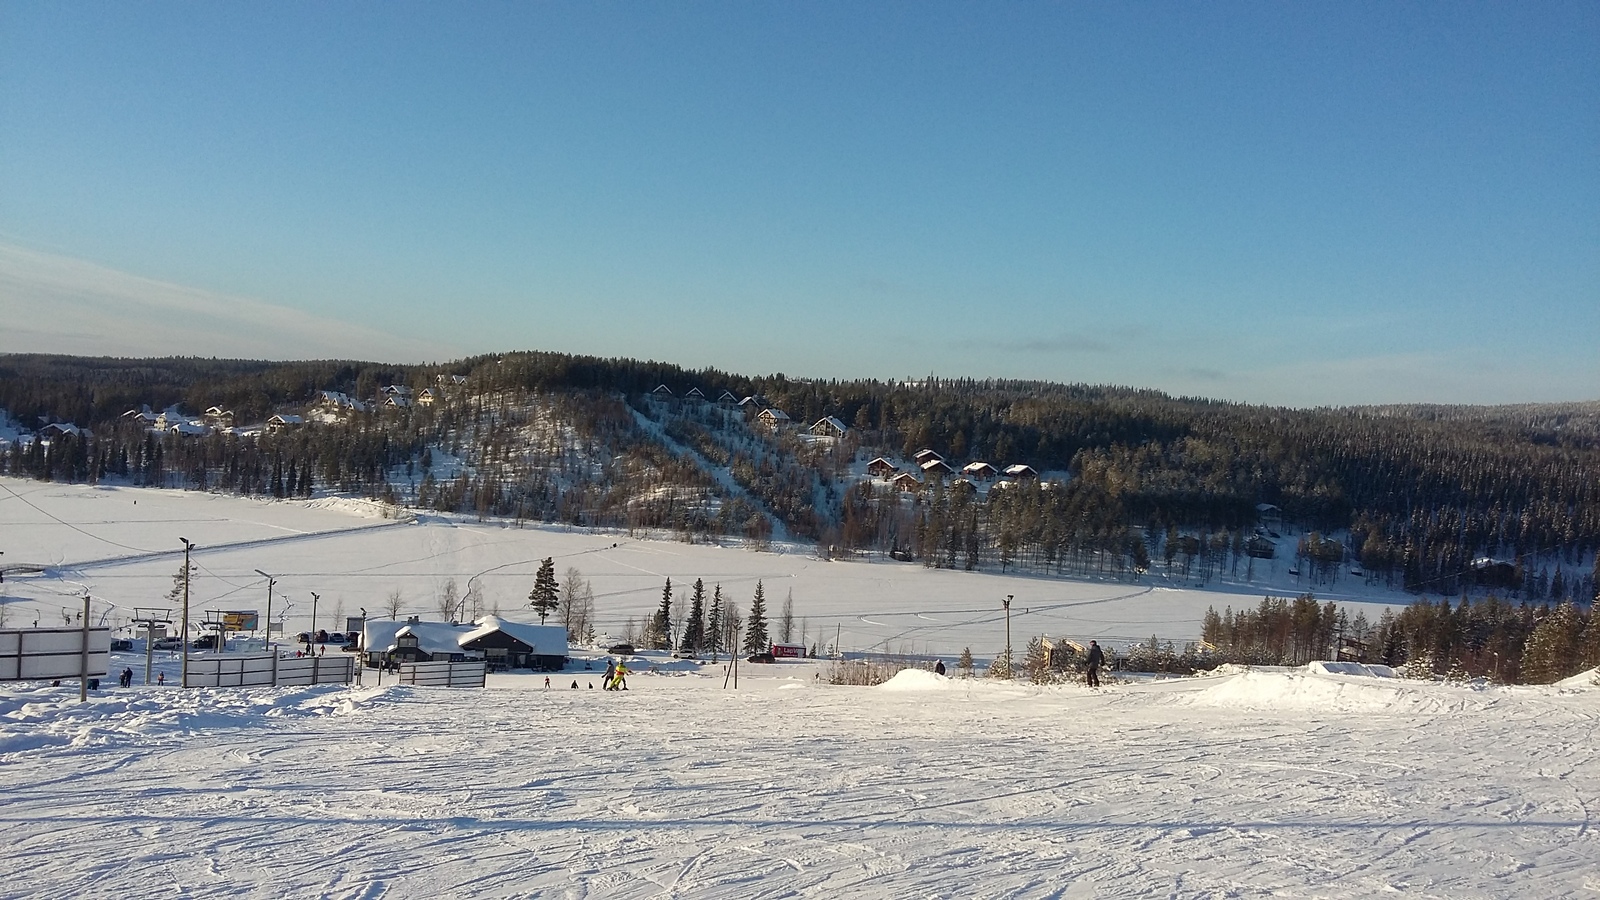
[179,537,194,688]
[254,570,276,653]
[310,592,320,652]
[1003,594,1013,680]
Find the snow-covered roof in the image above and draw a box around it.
[758,408,790,421]
[962,461,996,474]
[267,414,304,426]
[811,416,847,434]
[913,449,943,463]
[1003,464,1037,477]
[459,616,568,654]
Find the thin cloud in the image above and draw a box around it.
[0,243,456,363]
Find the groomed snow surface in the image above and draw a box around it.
[2,478,1598,898]
[3,662,1597,899]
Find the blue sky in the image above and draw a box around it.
[1,3,1595,407]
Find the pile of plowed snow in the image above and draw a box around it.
[1174,668,1487,715]
[878,669,950,691]
[1555,667,1599,690]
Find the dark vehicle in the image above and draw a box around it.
[746,652,775,664]
[110,638,134,652]
[607,643,636,655]
[191,634,220,651]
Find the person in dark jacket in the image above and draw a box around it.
[1086,640,1105,687]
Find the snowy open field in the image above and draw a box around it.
[0,477,1399,656]
[3,478,1598,898]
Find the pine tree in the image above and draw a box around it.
[527,557,559,624]
[743,580,769,656]
[707,585,724,660]
[957,646,974,675]
[648,577,673,650]
[682,578,706,656]
[779,590,795,643]
[1522,601,1584,684]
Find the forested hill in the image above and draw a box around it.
[2,351,1597,604]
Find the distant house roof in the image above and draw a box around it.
[913,449,943,464]
[685,387,707,400]
[651,384,673,396]
[717,390,739,403]
[962,462,998,477]
[266,414,303,428]
[920,459,954,475]
[1003,464,1038,479]
[809,416,848,436]
[890,472,923,490]
[319,390,367,412]
[40,422,82,437]
[758,408,791,423]
[866,456,898,475]
[381,385,413,397]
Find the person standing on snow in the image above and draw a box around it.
[1086,640,1105,688]
[603,659,616,690]
[612,662,630,691]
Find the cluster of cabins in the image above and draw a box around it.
[648,384,850,438]
[103,375,477,438]
[866,449,1042,495]
[361,615,569,672]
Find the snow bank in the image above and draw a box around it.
[1308,660,1396,678]
[877,669,949,691]
[1554,667,1599,690]
[305,496,413,521]
[0,684,406,756]
[1176,669,1485,715]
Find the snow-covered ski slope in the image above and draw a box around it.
[2,665,1596,898]
[0,477,1402,654]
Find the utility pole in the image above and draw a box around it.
[310,591,320,650]
[254,570,276,653]
[1003,594,1013,679]
[357,607,367,685]
[180,537,194,688]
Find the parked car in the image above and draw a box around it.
[191,634,220,651]
[607,643,636,655]
[152,636,182,651]
[746,652,775,664]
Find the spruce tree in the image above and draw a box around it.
[957,646,974,675]
[527,557,559,624]
[649,577,673,650]
[742,580,769,656]
[1522,601,1584,683]
[682,578,706,656]
[706,585,724,660]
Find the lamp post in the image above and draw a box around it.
[1003,594,1013,679]
[358,607,367,685]
[310,591,320,652]
[179,537,194,688]
[254,570,276,653]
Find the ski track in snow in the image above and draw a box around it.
[1,671,1596,899]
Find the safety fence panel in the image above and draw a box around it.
[276,654,356,686]
[397,660,486,688]
[0,627,111,681]
[186,653,354,687]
